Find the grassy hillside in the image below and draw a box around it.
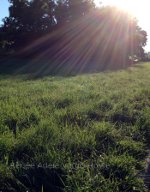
[0,62,150,192]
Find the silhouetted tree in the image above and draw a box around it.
[0,1,147,72]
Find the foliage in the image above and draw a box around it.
[0,1,147,70]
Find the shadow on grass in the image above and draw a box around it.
[0,167,66,192]
[0,56,133,79]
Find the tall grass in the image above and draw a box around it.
[0,62,150,191]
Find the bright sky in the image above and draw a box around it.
[0,0,9,24]
[0,0,150,51]
[95,0,150,51]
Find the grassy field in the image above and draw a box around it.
[0,62,150,192]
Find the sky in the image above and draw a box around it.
[0,0,9,24]
[95,0,150,51]
[0,0,150,51]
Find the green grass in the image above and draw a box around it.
[0,62,150,191]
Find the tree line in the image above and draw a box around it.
[0,0,147,72]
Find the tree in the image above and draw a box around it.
[88,7,147,68]
[55,0,95,26]
[1,0,56,50]
[1,0,94,51]
[0,2,147,72]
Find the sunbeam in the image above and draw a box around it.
[17,8,138,77]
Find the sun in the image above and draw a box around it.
[109,1,142,19]
[94,0,146,23]
[94,0,149,33]
[94,0,150,51]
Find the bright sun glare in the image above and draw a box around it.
[95,0,147,21]
[95,0,149,25]
[94,0,150,50]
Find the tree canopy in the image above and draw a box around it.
[0,0,147,72]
